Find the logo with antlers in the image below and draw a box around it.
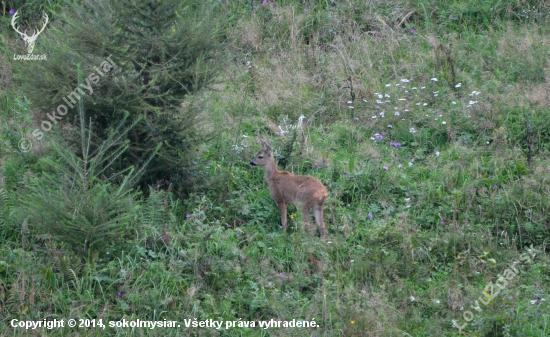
[11,11,49,54]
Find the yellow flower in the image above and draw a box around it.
[351,320,355,324]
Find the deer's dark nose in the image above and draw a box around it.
[250,161,256,166]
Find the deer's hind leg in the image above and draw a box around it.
[301,201,314,233]
[313,202,326,237]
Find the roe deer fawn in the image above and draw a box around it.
[250,136,328,236]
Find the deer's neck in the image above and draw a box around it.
[263,155,279,184]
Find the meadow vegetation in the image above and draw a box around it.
[1,0,549,336]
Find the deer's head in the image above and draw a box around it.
[250,136,272,167]
[11,11,49,54]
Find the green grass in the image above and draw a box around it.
[1,0,550,336]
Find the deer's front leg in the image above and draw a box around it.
[277,201,287,232]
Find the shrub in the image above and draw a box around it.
[13,0,225,196]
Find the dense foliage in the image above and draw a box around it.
[11,0,225,195]
[1,0,549,336]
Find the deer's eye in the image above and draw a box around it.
[258,156,263,159]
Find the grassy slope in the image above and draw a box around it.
[1,0,550,336]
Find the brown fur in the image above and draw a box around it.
[250,136,328,236]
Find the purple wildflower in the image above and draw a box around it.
[279,273,284,277]
[411,29,417,35]
[186,214,191,218]
[9,9,15,15]
[354,117,359,121]
[304,8,308,12]
[440,220,445,225]
[493,184,498,189]
[368,213,373,219]
[279,225,283,229]
[390,142,402,147]
[117,292,122,296]
[263,0,267,3]
[376,134,383,140]
[314,164,318,169]
[383,166,388,171]
[236,233,240,237]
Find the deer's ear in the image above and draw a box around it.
[258,136,268,147]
